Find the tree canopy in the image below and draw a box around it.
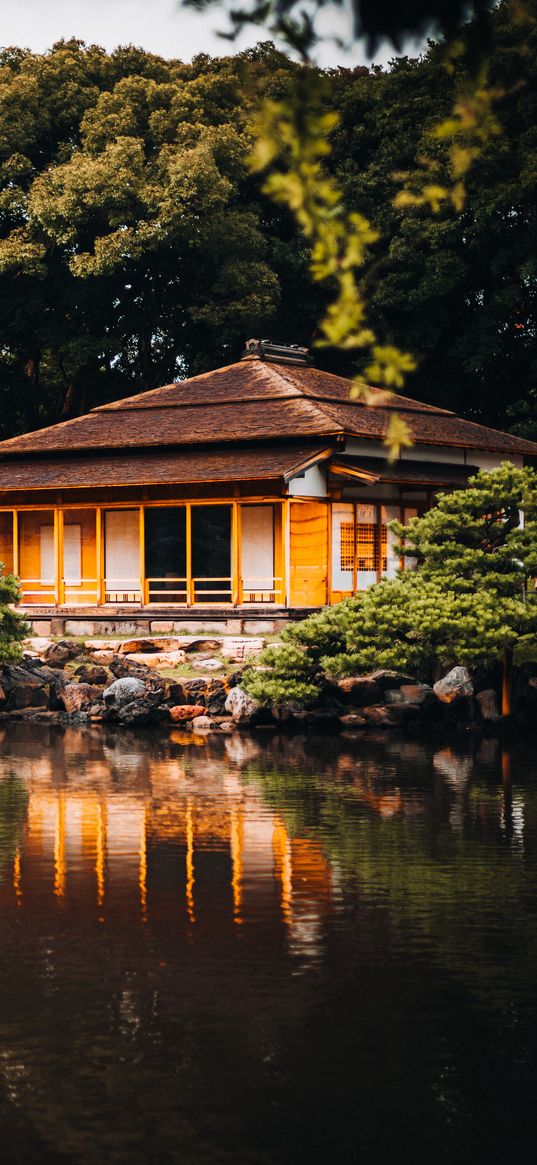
[0,2,535,437]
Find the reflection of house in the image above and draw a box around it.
[2,773,332,953]
[1,338,535,631]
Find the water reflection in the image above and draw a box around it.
[0,727,333,962]
[0,724,536,1165]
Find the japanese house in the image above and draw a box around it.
[1,339,536,634]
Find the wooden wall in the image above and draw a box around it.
[288,501,329,607]
[0,512,13,574]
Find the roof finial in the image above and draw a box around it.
[242,339,310,366]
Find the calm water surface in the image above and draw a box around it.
[0,723,536,1164]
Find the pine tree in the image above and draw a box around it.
[0,569,31,664]
[244,463,537,715]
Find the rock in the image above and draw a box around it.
[476,689,500,722]
[75,664,109,685]
[183,638,222,654]
[191,715,213,731]
[339,712,367,727]
[191,714,233,731]
[361,704,419,727]
[221,637,264,662]
[108,657,161,685]
[0,683,6,706]
[336,676,383,706]
[22,637,53,658]
[118,638,158,654]
[169,704,206,722]
[60,683,103,714]
[368,670,416,690]
[90,650,117,665]
[125,650,187,668]
[103,677,147,708]
[192,657,224,671]
[116,690,163,724]
[85,640,121,652]
[225,686,261,724]
[44,640,84,667]
[206,688,228,715]
[434,666,474,704]
[386,683,432,706]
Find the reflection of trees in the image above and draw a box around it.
[243,735,537,1031]
[0,774,28,878]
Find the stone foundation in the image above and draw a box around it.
[23,607,308,638]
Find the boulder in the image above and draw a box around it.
[0,683,6,706]
[386,683,432,706]
[191,715,214,731]
[116,690,163,724]
[103,677,147,708]
[44,640,84,667]
[225,686,261,724]
[89,650,117,665]
[476,689,500,722]
[192,657,224,671]
[22,637,53,658]
[336,676,383,706]
[125,650,187,668]
[434,666,474,704]
[85,640,120,652]
[60,683,103,714]
[361,704,419,727]
[169,704,206,722]
[75,664,109,685]
[339,712,367,728]
[221,637,264,662]
[118,638,158,654]
[183,638,222,654]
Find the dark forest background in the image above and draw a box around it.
[0,0,534,439]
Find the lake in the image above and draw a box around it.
[0,722,536,1164]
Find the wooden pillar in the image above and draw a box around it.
[95,507,103,604]
[186,503,193,606]
[139,506,146,605]
[12,510,19,578]
[54,509,64,606]
[282,498,290,608]
[232,502,241,606]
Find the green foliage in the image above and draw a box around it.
[0,6,535,439]
[0,568,31,664]
[244,463,537,706]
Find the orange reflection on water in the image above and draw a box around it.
[185,799,196,925]
[230,805,244,925]
[13,848,22,907]
[139,805,148,924]
[53,794,66,902]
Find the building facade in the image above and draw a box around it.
[1,340,536,633]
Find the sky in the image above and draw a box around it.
[0,0,410,68]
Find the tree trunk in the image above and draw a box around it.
[501,646,513,717]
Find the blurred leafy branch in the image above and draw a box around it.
[183,0,535,456]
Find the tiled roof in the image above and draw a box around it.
[0,355,536,459]
[0,443,332,492]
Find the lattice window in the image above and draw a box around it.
[340,522,354,570]
[356,522,377,571]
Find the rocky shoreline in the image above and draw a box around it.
[1,635,536,734]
